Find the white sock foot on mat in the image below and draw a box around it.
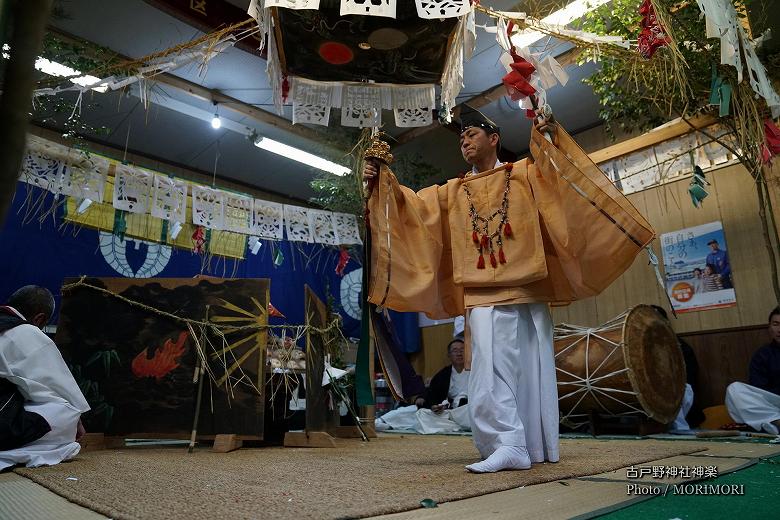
[465,446,531,473]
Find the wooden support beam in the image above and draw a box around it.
[212,434,243,453]
[587,114,718,164]
[153,73,326,144]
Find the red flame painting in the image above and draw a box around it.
[131,331,188,381]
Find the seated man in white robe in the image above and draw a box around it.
[725,306,780,435]
[376,338,470,434]
[0,286,90,470]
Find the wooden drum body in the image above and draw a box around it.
[554,305,685,426]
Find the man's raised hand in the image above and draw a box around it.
[363,158,380,195]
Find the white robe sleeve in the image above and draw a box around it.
[0,325,90,413]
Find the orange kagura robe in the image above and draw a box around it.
[367,125,655,318]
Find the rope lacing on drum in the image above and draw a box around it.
[554,312,647,427]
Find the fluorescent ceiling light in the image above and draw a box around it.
[254,137,350,176]
[510,0,611,49]
[2,46,107,92]
[34,57,108,93]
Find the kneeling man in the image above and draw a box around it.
[1,286,90,469]
[376,338,470,434]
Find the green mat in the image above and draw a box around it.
[596,455,780,519]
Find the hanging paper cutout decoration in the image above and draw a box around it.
[20,136,107,202]
[653,133,697,178]
[696,0,742,77]
[394,108,432,127]
[223,193,254,234]
[17,134,371,250]
[341,84,383,128]
[20,152,62,193]
[191,186,225,230]
[415,0,470,19]
[290,79,436,128]
[309,209,339,245]
[291,77,341,126]
[340,0,397,19]
[252,199,285,240]
[20,137,66,192]
[112,164,151,214]
[60,152,108,203]
[151,174,187,223]
[333,212,362,245]
[284,204,313,242]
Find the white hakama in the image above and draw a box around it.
[376,404,471,434]
[468,303,559,463]
[0,324,90,470]
[725,381,780,435]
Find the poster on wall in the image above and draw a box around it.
[661,221,736,313]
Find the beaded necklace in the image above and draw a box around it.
[461,163,514,269]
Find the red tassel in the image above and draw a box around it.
[490,251,497,268]
[477,254,485,269]
[481,234,489,248]
[504,162,514,171]
[472,230,479,243]
[499,248,506,264]
[503,221,512,237]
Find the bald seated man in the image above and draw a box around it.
[0,286,90,469]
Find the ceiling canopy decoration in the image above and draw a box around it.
[248,0,475,128]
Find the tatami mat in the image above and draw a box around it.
[0,472,107,520]
[372,479,649,520]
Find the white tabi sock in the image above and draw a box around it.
[465,446,532,473]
